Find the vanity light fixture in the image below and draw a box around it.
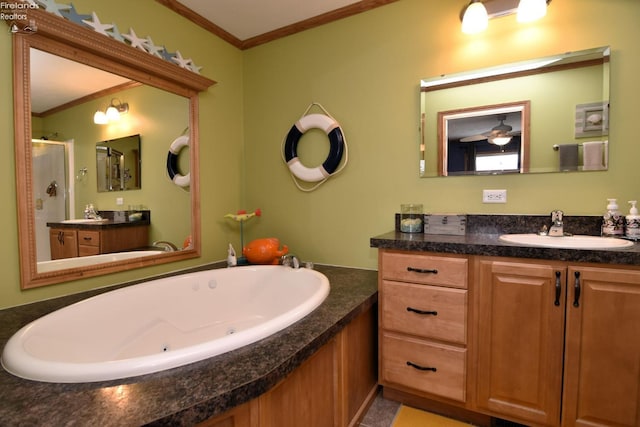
[93,99,129,125]
[461,0,551,34]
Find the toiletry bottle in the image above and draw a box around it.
[602,198,624,237]
[625,201,640,238]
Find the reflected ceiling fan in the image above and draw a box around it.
[460,114,520,146]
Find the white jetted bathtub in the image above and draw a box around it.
[1,266,330,383]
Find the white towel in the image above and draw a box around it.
[582,141,605,170]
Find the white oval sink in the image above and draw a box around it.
[60,219,109,224]
[499,234,634,249]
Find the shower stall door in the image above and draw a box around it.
[32,140,73,262]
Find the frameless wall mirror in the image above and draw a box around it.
[96,135,141,192]
[420,46,610,177]
[12,7,215,289]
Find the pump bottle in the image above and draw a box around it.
[602,198,624,237]
[626,201,640,238]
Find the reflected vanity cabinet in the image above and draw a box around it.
[378,250,470,404]
[48,225,149,260]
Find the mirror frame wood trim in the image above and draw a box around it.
[10,6,216,289]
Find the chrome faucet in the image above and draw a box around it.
[281,254,301,269]
[153,241,178,252]
[84,204,102,220]
[549,210,564,236]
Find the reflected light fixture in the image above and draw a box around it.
[488,136,512,146]
[93,99,129,125]
[461,0,550,34]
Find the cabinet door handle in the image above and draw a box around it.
[407,266,438,274]
[573,271,581,307]
[406,361,437,372]
[406,307,438,316]
[554,271,562,306]
[58,231,64,245]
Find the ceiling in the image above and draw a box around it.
[160,0,398,49]
[173,0,363,41]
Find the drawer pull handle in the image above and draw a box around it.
[406,307,438,316]
[407,267,438,274]
[406,361,436,372]
[83,237,92,241]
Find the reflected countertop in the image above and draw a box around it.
[0,264,378,426]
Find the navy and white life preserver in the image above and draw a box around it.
[283,113,345,182]
[166,135,190,187]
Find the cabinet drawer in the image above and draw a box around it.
[381,332,466,402]
[382,280,466,344]
[78,245,100,257]
[77,230,100,247]
[381,252,467,288]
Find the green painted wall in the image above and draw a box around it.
[242,0,640,270]
[0,0,638,309]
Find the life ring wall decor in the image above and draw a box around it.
[166,135,190,187]
[282,103,348,191]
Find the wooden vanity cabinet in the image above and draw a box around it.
[378,250,469,404]
[476,257,640,427]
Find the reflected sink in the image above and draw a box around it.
[60,219,109,224]
[499,234,634,249]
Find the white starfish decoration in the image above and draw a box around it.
[108,23,125,43]
[122,28,147,51]
[188,62,203,74]
[144,37,165,58]
[82,12,114,36]
[171,51,192,69]
[34,0,71,17]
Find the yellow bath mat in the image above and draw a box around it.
[392,405,470,427]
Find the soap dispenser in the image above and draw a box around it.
[626,201,640,238]
[602,199,624,237]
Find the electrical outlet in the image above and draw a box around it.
[116,197,124,206]
[483,189,507,203]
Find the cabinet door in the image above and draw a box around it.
[49,229,78,260]
[562,266,640,427]
[476,259,565,426]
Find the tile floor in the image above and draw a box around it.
[359,392,401,427]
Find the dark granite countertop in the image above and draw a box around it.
[373,213,640,266]
[0,265,378,426]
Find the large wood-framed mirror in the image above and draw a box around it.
[11,6,215,288]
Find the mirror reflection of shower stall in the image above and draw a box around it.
[32,139,74,262]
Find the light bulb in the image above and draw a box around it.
[93,110,108,125]
[517,0,547,23]
[462,1,489,34]
[105,105,120,121]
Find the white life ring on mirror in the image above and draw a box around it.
[166,135,190,187]
[283,113,345,183]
